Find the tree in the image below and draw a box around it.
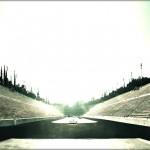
[0,66,2,85]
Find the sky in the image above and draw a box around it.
[0,1,150,105]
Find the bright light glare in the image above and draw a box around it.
[0,2,150,105]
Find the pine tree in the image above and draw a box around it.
[14,71,16,89]
[0,66,2,85]
[5,66,8,86]
[3,65,6,86]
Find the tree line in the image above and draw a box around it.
[86,77,150,106]
[0,65,48,104]
[63,76,150,116]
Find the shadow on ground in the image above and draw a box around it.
[0,118,149,141]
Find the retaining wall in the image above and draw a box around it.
[0,116,62,127]
[84,115,150,127]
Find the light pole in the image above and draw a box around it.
[123,78,125,88]
[131,72,133,82]
[140,63,143,79]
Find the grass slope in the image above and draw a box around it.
[86,84,150,118]
[0,85,63,119]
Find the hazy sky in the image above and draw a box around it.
[0,1,150,105]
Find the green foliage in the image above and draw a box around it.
[0,65,45,102]
[86,77,150,107]
[63,102,88,116]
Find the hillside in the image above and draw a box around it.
[0,85,63,119]
[85,83,150,118]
